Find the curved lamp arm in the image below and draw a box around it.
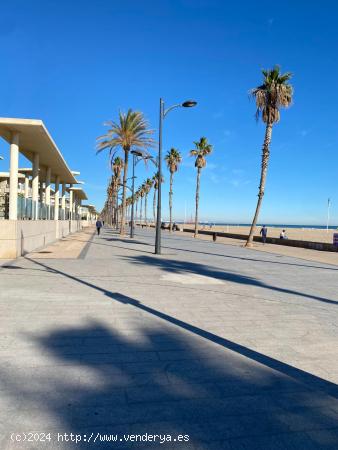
[163,103,182,118]
[135,155,158,168]
[119,183,132,192]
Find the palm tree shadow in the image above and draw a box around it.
[161,244,338,272]
[122,255,338,307]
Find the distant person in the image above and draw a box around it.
[260,225,268,244]
[102,220,105,226]
[96,219,103,236]
[280,229,288,239]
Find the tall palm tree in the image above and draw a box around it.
[111,157,124,228]
[97,109,154,235]
[165,148,182,232]
[139,185,145,225]
[144,178,153,226]
[107,182,114,225]
[135,190,140,225]
[190,137,213,238]
[245,66,293,247]
[152,171,164,225]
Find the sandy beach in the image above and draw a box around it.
[181,224,338,244]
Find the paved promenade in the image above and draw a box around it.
[1,226,338,449]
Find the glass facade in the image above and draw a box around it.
[17,198,70,220]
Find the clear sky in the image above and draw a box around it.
[1,0,337,225]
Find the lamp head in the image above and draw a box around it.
[131,150,143,157]
[182,100,197,108]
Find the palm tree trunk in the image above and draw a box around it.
[120,150,129,235]
[135,201,138,227]
[169,172,173,232]
[245,123,273,247]
[145,194,148,226]
[194,168,201,238]
[140,197,143,225]
[153,189,156,225]
[116,197,119,229]
[112,195,115,226]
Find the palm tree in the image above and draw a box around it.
[144,178,153,226]
[97,110,154,235]
[152,171,164,225]
[111,157,124,228]
[165,148,182,232]
[245,66,293,247]
[190,137,213,238]
[135,190,140,225]
[107,183,114,225]
[126,197,133,221]
[139,185,145,225]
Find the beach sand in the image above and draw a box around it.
[182,224,337,244]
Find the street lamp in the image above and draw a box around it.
[155,99,197,254]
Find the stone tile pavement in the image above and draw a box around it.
[0,226,338,449]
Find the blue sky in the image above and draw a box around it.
[1,0,337,225]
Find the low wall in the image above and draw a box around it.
[0,220,90,259]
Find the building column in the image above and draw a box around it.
[78,199,82,220]
[39,182,44,203]
[45,167,51,219]
[9,133,19,220]
[61,184,66,220]
[69,188,73,220]
[74,194,78,220]
[54,176,60,221]
[24,174,29,219]
[32,153,39,220]
[24,174,29,199]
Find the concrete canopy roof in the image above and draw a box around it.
[68,187,88,200]
[18,167,79,184]
[0,118,78,184]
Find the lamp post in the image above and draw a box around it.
[154,99,197,255]
[327,198,331,232]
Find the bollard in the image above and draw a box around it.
[213,232,217,242]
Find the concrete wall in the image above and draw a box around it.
[0,220,90,259]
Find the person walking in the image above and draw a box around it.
[260,225,268,244]
[96,219,103,236]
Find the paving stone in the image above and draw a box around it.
[1,227,338,450]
